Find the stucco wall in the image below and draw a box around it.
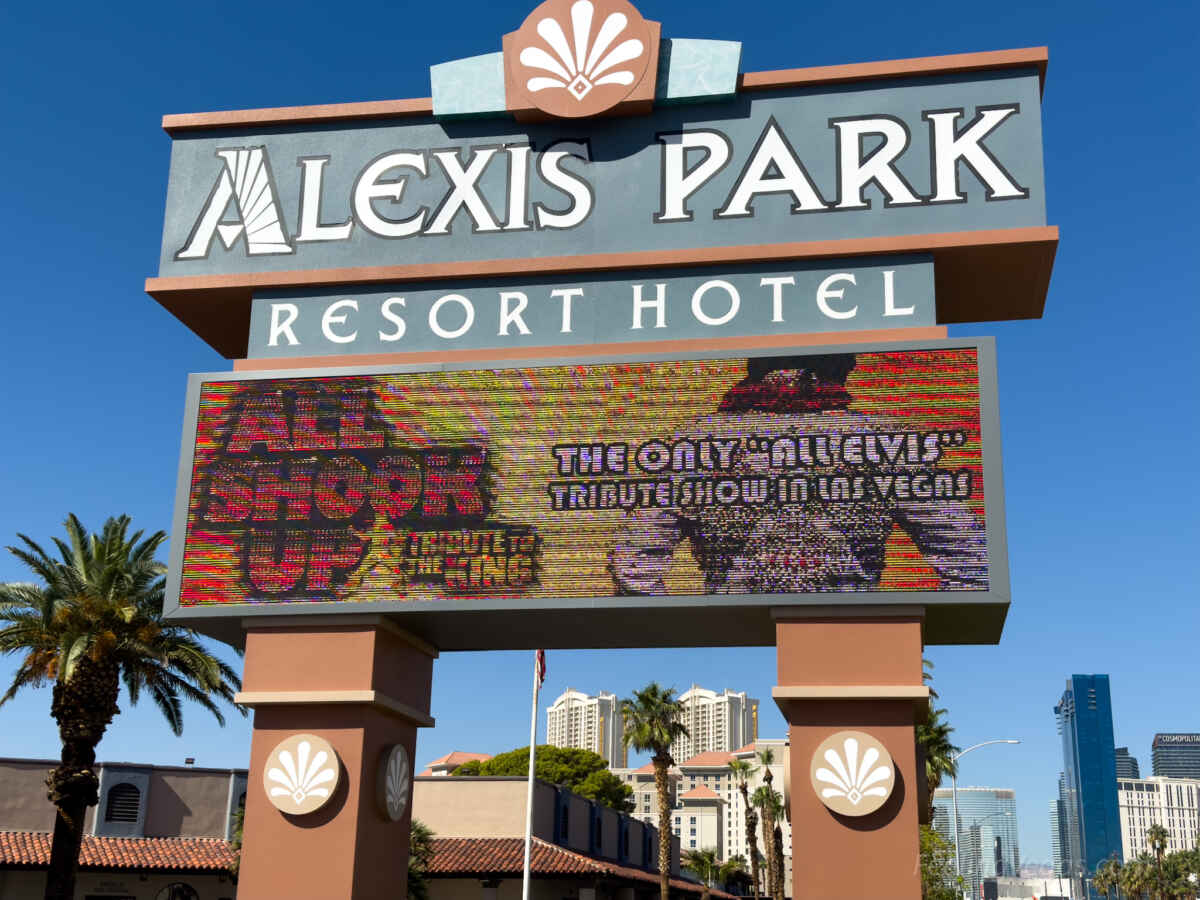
[0,869,235,900]
[413,777,555,838]
[564,792,590,853]
[0,760,242,840]
[0,760,57,832]
[599,806,619,859]
[144,771,232,838]
[430,877,656,900]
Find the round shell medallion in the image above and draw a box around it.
[509,0,653,118]
[810,730,895,817]
[378,744,412,822]
[263,733,340,815]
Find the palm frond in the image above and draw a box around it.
[0,514,240,734]
[147,681,184,736]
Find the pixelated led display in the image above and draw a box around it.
[177,348,988,608]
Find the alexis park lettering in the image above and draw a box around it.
[159,70,1045,278]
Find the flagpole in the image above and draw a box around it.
[521,651,542,900]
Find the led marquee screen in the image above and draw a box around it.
[175,347,992,611]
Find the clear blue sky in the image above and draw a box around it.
[0,0,1196,868]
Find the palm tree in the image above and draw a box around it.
[771,815,786,900]
[718,854,749,895]
[754,748,779,900]
[752,784,783,900]
[917,660,960,819]
[1148,823,1169,899]
[683,847,720,900]
[923,658,939,700]
[622,683,689,900]
[1120,855,1153,900]
[728,757,761,899]
[917,706,959,819]
[1095,856,1122,899]
[228,803,245,881]
[408,819,436,900]
[0,514,243,900]
[1166,844,1200,899]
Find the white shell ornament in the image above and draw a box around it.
[809,731,895,817]
[518,0,645,102]
[264,733,340,815]
[377,744,412,822]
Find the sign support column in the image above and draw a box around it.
[234,616,436,900]
[773,607,929,900]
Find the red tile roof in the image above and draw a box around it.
[0,831,733,899]
[430,837,734,898]
[678,751,735,768]
[0,832,234,872]
[419,751,493,775]
[679,786,722,801]
[633,762,657,775]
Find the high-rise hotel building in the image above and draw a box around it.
[1055,674,1122,899]
[1115,747,1141,779]
[1118,776,1200,859]
[1152,734,1200,779]
[669,686,759,761]
[545,689,627,767]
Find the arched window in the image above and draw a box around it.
[104,783,141,823]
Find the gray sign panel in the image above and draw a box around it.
[247,256,934,358]
[158,71,1045,279]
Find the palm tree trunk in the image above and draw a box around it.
[44,657,119,900]
[44,791,91,900]
[654,753,672,900]
[741,785,759,900]
[760,769,776,900]
[760,807,776,900]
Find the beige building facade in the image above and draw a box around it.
[546,689,627,767]
[672,787,724,857]
[412,775,734,900]
[612,763,680,827]
[413,775,676,872]
[615,739,790,895]
[420,750,494,775]
[677,740,790,873]
[670,687,759,762]
[1118,775,1200,858]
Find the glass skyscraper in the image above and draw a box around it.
[1114,747,1141,779]
[932,786,1020,896]
[1051,773,1069,877]
[1055,674,1122,900]
[1152,734,1200,778]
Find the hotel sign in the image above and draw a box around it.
[148,17,1053,358]
[153,1,1047,646]
[160,81,1044,278]
[1154,734,1200,745]
[248,257,935,359]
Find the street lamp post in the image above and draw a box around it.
[951,739,1021,900]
